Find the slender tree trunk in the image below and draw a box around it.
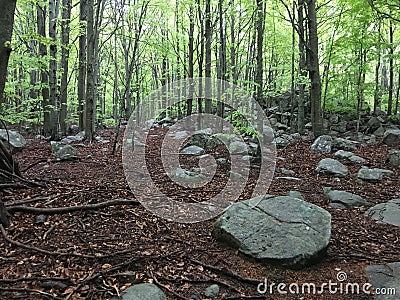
[85,0,95,141]
[37,4,51,135]
[60,0,72,134]
[395,70,400,114]
[217,0,226,122]
[255,0,264,107]
[388,21,394,115]
[373,21,382,114]
[47,0,60,139]
[306,0,322,137]
[78,0,87,130]
[187,4,194,117]
[0,0,17,108]
[204,0,212,114]
[197,0,204,117]
[297,0,306,135]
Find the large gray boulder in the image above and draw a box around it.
[386,150,400,168]
[357,167,395,181]
[0,129,27,154]
[365,262,400,300]
[213,196,331,269]
[51,141,77,160]
[324,189,369,208]
[115,283,166,300]
[311,135,332,153]
[383,129,400,146]
[316,158,349,177]
[365,201,400,227]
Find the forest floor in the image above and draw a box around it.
[0,126,399,300]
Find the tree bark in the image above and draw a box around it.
[60,0,72,134]
[0,0,17,108]
[37,4,51,135]
[388,21,394,115]
[78,0,87,130]
[306,0,322,137]
[47,0,60,139]
[85,0,95,141]
[297,0,306,135]
[204,0,212,114]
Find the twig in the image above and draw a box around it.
[0,183,29,189]
[0,287,63,300]
[7,198,139,214]
[43,224,56,240]
[150,271,191,300]
[65,257,140,300]
[0,276,71,284]
[188,258,260,285]
[21,158,49,172]
[1,224,100,258]
[0,169,45,187]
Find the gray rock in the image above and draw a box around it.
[325,189,369,208]
[357,167,395,181]
[195,128,213,135]
[74,131,86,141]
[374,126,386,137]
[348,155,366,164]
[115,283,166,300]
[334,150,366,164]
[390,199,400,204]
[333,150,353,159]
[51,141,77,160]
[365,202,400,226]
[170,168,205,182]
[332,137,357,151]
[286,191,304,200]
[331,121,347,133]
[227,171,245,181]
[204,284,219,298]
[386,150,400,168]
[365,262,400,300]
[157,116,174,126]
[168,130,189,140]
[216,158,229,165]
[277,168,296,176]
[311,135,332,153]
[180,145,205,155]
[213,196,331,269]
[186,132,222,150]
[316,158,348,177]
[367,135,377,145]
[366,116,382,133]
[274,136,291,148]
[0,129,27,154]
[383,129,400,146]
[229,141,248,154]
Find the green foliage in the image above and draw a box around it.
[226,110,259,138]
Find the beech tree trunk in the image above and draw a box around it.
[0,0,17,107]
